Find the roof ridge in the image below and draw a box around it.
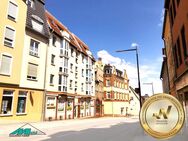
[45,10,68,31]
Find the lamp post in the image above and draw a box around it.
[116,46,142,108]
[143,82,154,95]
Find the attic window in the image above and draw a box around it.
[31,15,44,33]
[27,0,35,8]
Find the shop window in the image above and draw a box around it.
[1,90,13,115]
[17,91,27,114]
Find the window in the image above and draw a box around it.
[69,80,73,89]
[27,63,38,80]
[4,27,15,47]
[81,83,84,92]
[82,55,84,63]
[50,74,54,85]
[52,35,56,46]
[75,66,78,72]
[51,54,55,65]
[0,55,12,75]
[1,90,13,115]
[75,73,78,79]
[58,75,67,92]
[17,91,27,114]
[105,69,110,74]
[75,81,77,88]
[181,25,188,59]
[82,69,84,77]
[70,63,73,72]
[31,15,44,32]
[29,39,39,57]
[71,48,74,57]
[106,80,110,87]
[27,0,34,8]
[8,1,18,21]
[106,92,111,99]
[59,67,62,72]
[177,37,182,66]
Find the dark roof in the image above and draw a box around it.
[26,0,49,39]
[164,0,170,9]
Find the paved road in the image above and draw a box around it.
[1,117,188,141]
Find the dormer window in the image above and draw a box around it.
[27,0,34,8]
[31,15,44,33]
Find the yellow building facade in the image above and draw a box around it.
[0,0,45,122]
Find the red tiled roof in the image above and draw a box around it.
[45,10,95,61]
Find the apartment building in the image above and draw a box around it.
[19,0,49,121]
[0,0,28,121]
[95,58,104,116]
[45,11,95,121]
[103,64,129,116]
[161,0,188,121]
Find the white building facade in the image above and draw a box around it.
[44,11,95,121]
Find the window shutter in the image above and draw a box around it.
[5,27,15,40]
[8,2,17,19]
[28,63,37,77]
[0,55,12,74]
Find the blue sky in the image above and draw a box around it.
[46,0,164,95]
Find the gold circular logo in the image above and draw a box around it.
[140,93,185,139]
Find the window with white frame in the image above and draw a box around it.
[27,0,35,8]
[1,90,14,115]
[82,69,84,77]
[8,1,18,21]
[4,27,15,47]
[106,80,110,87]
[50,74,54,85]
[29,39,39,57]
[71,48,74,57]
[64,40,69,56]
[0,54,12,75]
[58,75,67,92]
[31,15,44,32]
[17,91,27,114]
[69,80,73,90]
[63,58,68,74]
[70,63,73,72]
[27,63,38,80]
[106,92,111,99]
[51,54,55,65]
[81,83,84,92]
[52,35,57,46]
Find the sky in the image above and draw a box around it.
[46,0,165,96]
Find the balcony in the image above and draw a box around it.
[60,49,69,58]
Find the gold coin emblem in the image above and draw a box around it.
[140,93,185,139]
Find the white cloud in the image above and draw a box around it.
[97,50,163,96]
[158,9,165,27]
[131,43,139,48]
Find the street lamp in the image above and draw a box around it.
[143,82,154,95]
[116,46,142,108]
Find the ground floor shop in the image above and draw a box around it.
[45,92,95,121]
[0,86,44,122]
